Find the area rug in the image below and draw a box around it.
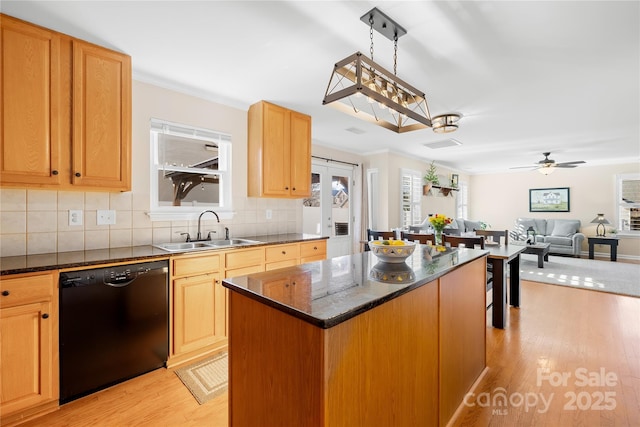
[174,352,228,405]
[519,254,640,298]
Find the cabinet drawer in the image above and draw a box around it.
[0,273,54,308]
[265,259,298,271]
[225,265,264,279]
[300,240,326,259]
[173,254,221,278]
[265,244,300,263]
[225,248,264,270]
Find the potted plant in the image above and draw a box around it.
[423,161,440,194]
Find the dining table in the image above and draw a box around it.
[485,243,526,329]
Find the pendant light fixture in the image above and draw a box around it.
[322,7,460,134]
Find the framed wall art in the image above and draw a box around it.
[529,187,570,212]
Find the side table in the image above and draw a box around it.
[588,236,619,262]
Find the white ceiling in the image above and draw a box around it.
[4,1,639,174]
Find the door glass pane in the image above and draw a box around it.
[303,173,322,235]
[332,175,350,237]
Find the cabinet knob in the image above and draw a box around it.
[42,313,49,319]
[75,172,81,177]
[1,290,9,296]
[52,170,59,175]
[285,186,289,190]
[292,187,296,191]
[281,251,286,255]
[313,246,317,250]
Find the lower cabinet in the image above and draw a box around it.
[170,253,227,367]
[168,239,326,367]
[0,272,58,426]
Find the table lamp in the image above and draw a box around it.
[590,214,610,237]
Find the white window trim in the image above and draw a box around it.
[615,173,640,237]
[147,118,233,221]
[400,168,422,228]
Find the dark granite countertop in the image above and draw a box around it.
[222,246,488,329]
[0,233,326,276]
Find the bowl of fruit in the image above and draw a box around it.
[369,239,416,263]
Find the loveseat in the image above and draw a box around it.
[513,217,585,257]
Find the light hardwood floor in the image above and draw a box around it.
[21,280,640,427]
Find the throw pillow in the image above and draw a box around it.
[465,220,483,232]
[551,221,577,237]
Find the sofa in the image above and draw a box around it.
[412,218,485,235]
[513,217,585,257]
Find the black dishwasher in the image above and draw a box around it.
[59,260,169,404]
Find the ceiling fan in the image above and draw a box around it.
[510,152,585,175]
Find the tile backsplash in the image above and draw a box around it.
[0,189,302,257]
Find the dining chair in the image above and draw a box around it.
[475,229,509,246]
[365,229,396,251]
[400,232,436,245]
[442,228,462,236]
[442,234,485,249]
[442,234,493,310]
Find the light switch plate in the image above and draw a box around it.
[97,210,116,225]
[69,210,83,226]
[266,209,272,220]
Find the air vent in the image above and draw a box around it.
[345,127,366,135]
[423,139,462,149]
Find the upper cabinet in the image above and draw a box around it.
[247,101,311,198]
[0,14,131,191]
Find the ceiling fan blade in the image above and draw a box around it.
[556,160,586,166]
[555,164,578,168]
[509,166,538,169]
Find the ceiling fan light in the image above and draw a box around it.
[538,167,555,175]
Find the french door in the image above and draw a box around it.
[303,163,354,259]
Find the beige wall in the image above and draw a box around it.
[0,82,302,256]
[469,163,640,258]
[365,151,467,230]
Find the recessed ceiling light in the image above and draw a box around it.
[423,139,462,149]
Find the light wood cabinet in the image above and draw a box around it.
[300,240,327,263]
[168,240,324,367]
[170,254,226,366]
[265,243,300,271]
[0,14,131,191]
[0,272,58,425]
[247,100,311,198]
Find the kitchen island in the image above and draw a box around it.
[222,246,488,427]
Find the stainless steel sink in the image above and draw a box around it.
[153,242,217,252]
[153,238,262,252]
[207,239,261,247]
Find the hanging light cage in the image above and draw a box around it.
[322,7,459,134]
[323,52,433,133]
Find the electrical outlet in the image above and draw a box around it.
[97,210,116,225]
[266,209,272,220]
[69,210,83,226]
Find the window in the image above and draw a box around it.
[149,119,232,220]
[456,181,468,219]
[616,173,640,235]
[400,169,422,228]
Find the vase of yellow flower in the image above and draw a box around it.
[429,214,453,245]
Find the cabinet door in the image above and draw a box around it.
[0,16,61,185]
[72,40,131,190]
[289,111,311,197]
[0,301,55,415]
[173,272,224,355]
[262,102,291,197]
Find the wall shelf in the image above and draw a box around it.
[423,184,459,197]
